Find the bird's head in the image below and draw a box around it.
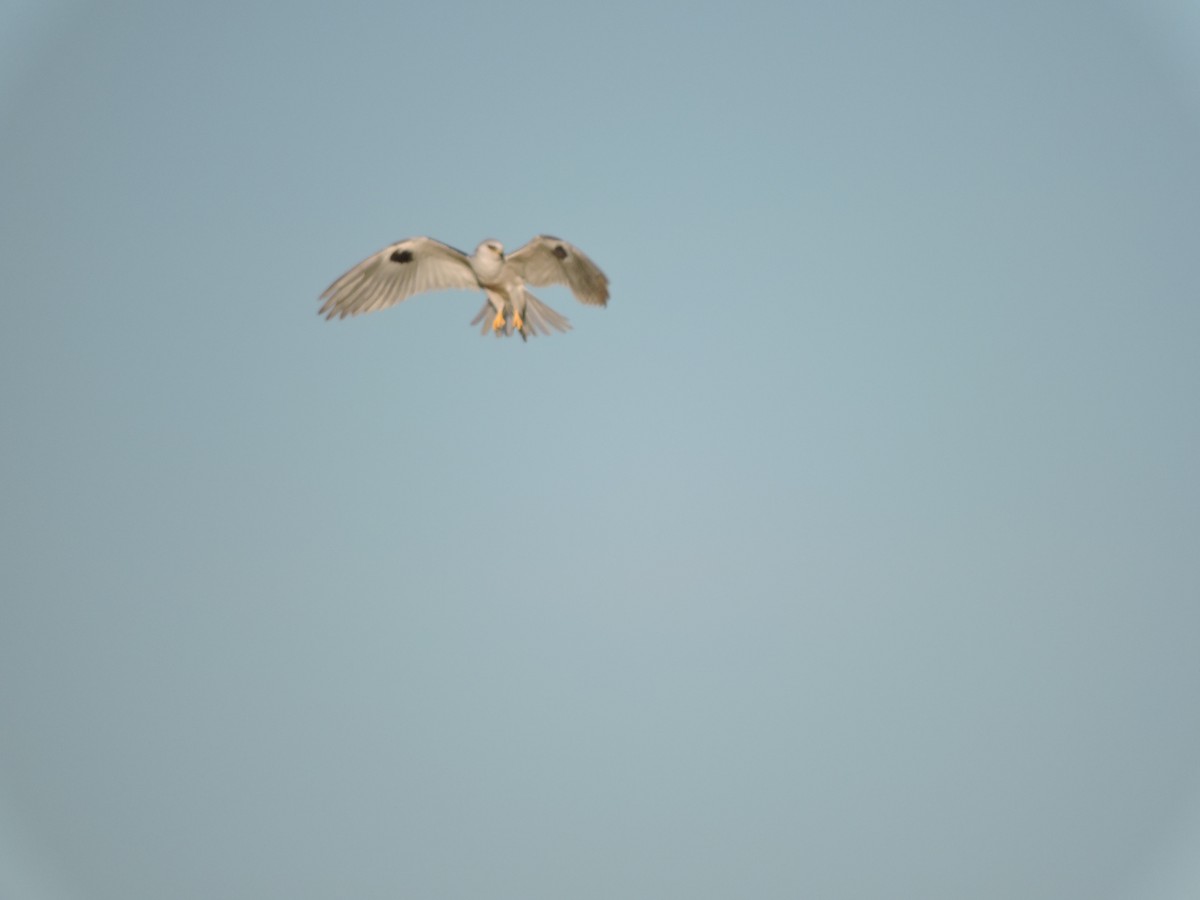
[477,239,505,261]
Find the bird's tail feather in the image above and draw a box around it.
[521,292,572,337]
[468,292,572,338]
[470,301,499,336]
[469,301,513,337]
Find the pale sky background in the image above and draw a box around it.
[2,2,1199,899]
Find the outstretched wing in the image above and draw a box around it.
[506,235,609,307]
[319,237,479,320]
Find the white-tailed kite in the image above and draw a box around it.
[319,235,609,340]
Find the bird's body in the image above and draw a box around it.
[319,235,608,340]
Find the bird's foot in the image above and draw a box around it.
[492,312,506,331]
[512,311,524,331]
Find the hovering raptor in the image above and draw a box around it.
[319,235,609,340]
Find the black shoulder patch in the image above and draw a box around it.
[552,245,568,260]
[390,249,414,264]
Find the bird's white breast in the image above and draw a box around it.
[468,248,499,281]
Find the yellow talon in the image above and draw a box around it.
[513,311,524,331]
[492,312,506,331]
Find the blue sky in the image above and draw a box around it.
[2,2,1200,898]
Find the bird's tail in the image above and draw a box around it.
[469,292,572,339]
[521,291,572,337]
[470,300,503,336]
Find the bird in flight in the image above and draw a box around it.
[319,235,609,340]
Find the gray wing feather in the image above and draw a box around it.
[319,237,479,320]
[506,235,609,307]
